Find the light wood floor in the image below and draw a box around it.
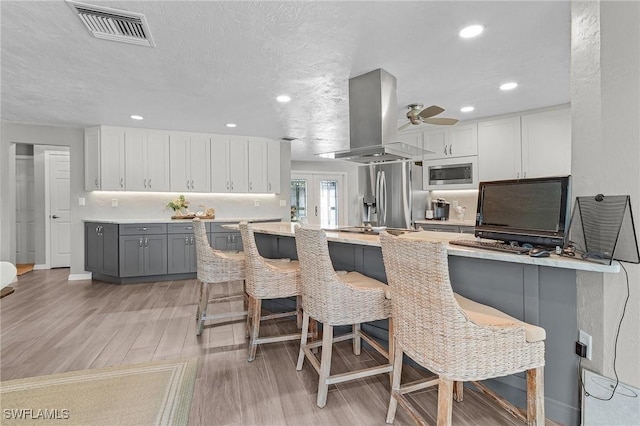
[0,269,559,425]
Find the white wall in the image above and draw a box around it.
[1,123,291,276]
[571,1,640,388]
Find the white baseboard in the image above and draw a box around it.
[33,264,50,270]
[68,273,92,281]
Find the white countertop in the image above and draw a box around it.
[83,217,282,224]
[244,222,620,273]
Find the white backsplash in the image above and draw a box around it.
[428,189,479,221]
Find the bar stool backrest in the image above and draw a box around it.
[193,218,244,283]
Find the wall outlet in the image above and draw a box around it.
[78,197,85,206]
[579,330,593,360]
[280,200,286,207]
[111,199,118,208]
[254,200,260,207]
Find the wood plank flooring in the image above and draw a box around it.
[0,269,560,425]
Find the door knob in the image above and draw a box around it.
[51,215,60,219]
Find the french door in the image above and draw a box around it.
[290,173,346,227]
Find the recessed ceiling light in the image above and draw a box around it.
[459,25,484,39]
[460,106,475,113]
[500,82,518,91]
[226,123,237,128]
[276,95,291,103]
[130,115,144,120]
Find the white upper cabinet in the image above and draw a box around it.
[100,127,125,190]
[170,132,211,192]
[478,116,522,181]
[266,140,281,193]
[397,131,423,149]
[478,107,571,182]
[521,108,571,178]
[229,136,248,193]
[125,130,170,191]
[211,135,230,193]
[424,123,478,160]
[248,138,267,193]
[84,127,100,191]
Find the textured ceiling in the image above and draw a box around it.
[1,1,570,161]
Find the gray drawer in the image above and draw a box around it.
[210,222,239,233]
[119,223,167,235]
[460,226,475,234]
[167,223,195,234]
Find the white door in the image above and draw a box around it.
[16,156,35,264]
[47,152,71,268]
[291,173,346,227]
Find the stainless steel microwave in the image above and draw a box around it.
[428,162,473,185]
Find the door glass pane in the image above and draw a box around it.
[319,180,338,227]
[290,179,307,222]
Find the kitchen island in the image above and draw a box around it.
[247,222,618,426]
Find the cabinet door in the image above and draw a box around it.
[169,133,190,192]
[211,136,230,192]
[146,132,170,192]
[144,234,168,276]
[423,128,448,159]
[229,137,248,193]
[248,138,267,193]
[101,128,125,190]
[397,131,423,149]
[119,235,145,277]
[124,131,147,191]
[478,117,522,181]
[266,140,281,193]
[84,128,100,191]
[101,224,120,276]
[167,234,191,274]
[449,123,478,157]
[189,237,197,272]
[521,108,571,178]
[85,223,102,271]
[231,233,243,252]
[189,135,211,192]
[211,232,234,250]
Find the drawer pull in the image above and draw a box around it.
[138,227,148,231]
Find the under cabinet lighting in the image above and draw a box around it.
[459,25,484,39]
[226,123,237,128]
[500,82,518,91]
[130,115,144,120]
[460,106,475,113]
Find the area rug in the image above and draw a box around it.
[0,358,198,425]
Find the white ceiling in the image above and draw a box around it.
[1,1,570,161]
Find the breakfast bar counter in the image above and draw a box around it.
[247,221,618,426]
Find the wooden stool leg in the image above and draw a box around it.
[297,312,311,370]
[526,367,544,426]
[386,340,404,424]
[196,281,210,336]
[453,382,464,402]
[352,323,361,355]
[437,378,454,426]
[387,317,394,386]
[196,280,205,321]
[248,297,262,362]
[245,294,253,339]
[316,324,334,408]
[296,295,303,329]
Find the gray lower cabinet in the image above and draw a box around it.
[85,222,119,276]
[167,234,196,274]
[119,234,168,277]
[209,222,243,251]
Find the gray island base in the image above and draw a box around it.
[248,222,618,426]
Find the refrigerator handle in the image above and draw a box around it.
[376,171,382,223]
[380,171,387,224]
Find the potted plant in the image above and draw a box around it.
[166,195,191,218]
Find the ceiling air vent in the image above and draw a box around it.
[66,0,155,47]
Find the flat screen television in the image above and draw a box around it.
[475,176,571,247]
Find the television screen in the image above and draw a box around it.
[475,176,571,247]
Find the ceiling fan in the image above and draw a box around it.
[398,103,459,131]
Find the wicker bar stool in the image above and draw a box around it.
[193,218,247,336]
[238,222,302,362]
[294,227,393,408]
[380,231,546,426]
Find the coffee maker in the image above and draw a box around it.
[431,198,450,220]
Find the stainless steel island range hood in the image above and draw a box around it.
[319,68,427,163]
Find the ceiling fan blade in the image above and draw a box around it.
[423,117,459,125]
[418,105,445,119]
[398,121,412,131]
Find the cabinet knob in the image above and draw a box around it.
[230,182,234,191]
[186,226,193,230]
[95,178,99,187]
[144,237,148,247]
[449,145,453,155]
[226,181,230,190]
[191,180,194,189]
[138,227,148,231]
[249,182,253,191]
[187,179,190,189]
[185,237,189,245]
[268,182,271,191]
[190,236,194,245]
[120,178,124,188]
[444,145,447,155]
[148,179,151,188]
[144,178,147,188]
[139,238,143,247]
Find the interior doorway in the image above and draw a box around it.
[45,151,71,268]
[290,172,347,227]
[15,152,35,265]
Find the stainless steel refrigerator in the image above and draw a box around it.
[358,162,426,229]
